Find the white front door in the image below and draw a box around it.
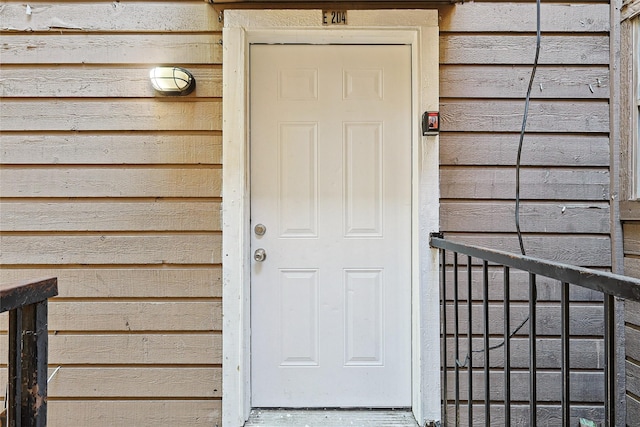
[250,44,412,408]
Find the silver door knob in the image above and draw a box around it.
[254,248,266,262]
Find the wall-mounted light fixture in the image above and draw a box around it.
[149,66,196,96]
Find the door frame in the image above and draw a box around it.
[222,10,440,427]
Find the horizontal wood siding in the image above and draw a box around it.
[0,1,222,425]
[438,1,611,425]
[620,8,640,425]
[0,1,616,426]
[438,2,612,269]
[0,100,221,131]
[623,242,640,427]
[0,67,223,98]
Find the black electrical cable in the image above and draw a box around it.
[516,0,542,257]
[455,314,531,368]
[455,0,542,369]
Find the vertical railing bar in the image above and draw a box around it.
[454,253,460,425]
[441,248,448,425]
[604,294,615,427]
[504,266,511,426]
[467,255,473,426]
[483,260,490,427]
[561,281,570,427]
[8,307,22,426]
[35,300,50,427]
[529,273,537,426]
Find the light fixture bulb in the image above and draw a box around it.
[149,66,196,95]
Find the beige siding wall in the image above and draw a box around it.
[620,0,640,424]
[0,0,617,425]
[0,1,223,425]
[439,1,611,259]
[438,2,612,424]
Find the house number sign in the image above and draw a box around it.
[323,10,347,25]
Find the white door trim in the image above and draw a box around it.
[222,10,440,427]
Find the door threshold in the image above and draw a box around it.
[244,408,419,427]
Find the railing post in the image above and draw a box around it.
[453,253,460,425]
[529,273,537,426]
[467,255,473,426]
[440,248,448,425]
[503,267,511,426]
[483,260,490,427]
[8,308,23,425]
[1,277,58,427]
[561,282,570,426]
[9,302,50,427]
[604,294,616,427]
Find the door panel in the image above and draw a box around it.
[278,123,318,237]
[344,122,383,236]
[279,269,319,366]
[344,269,384,365]
[250,44,412,407]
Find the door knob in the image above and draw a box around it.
[254,248,267,262]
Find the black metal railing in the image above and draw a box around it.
[1,277,58,427]
[430,234,640,427]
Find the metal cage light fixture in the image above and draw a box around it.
[149,66,196,95]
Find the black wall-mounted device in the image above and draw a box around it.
[422,111,440,136]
